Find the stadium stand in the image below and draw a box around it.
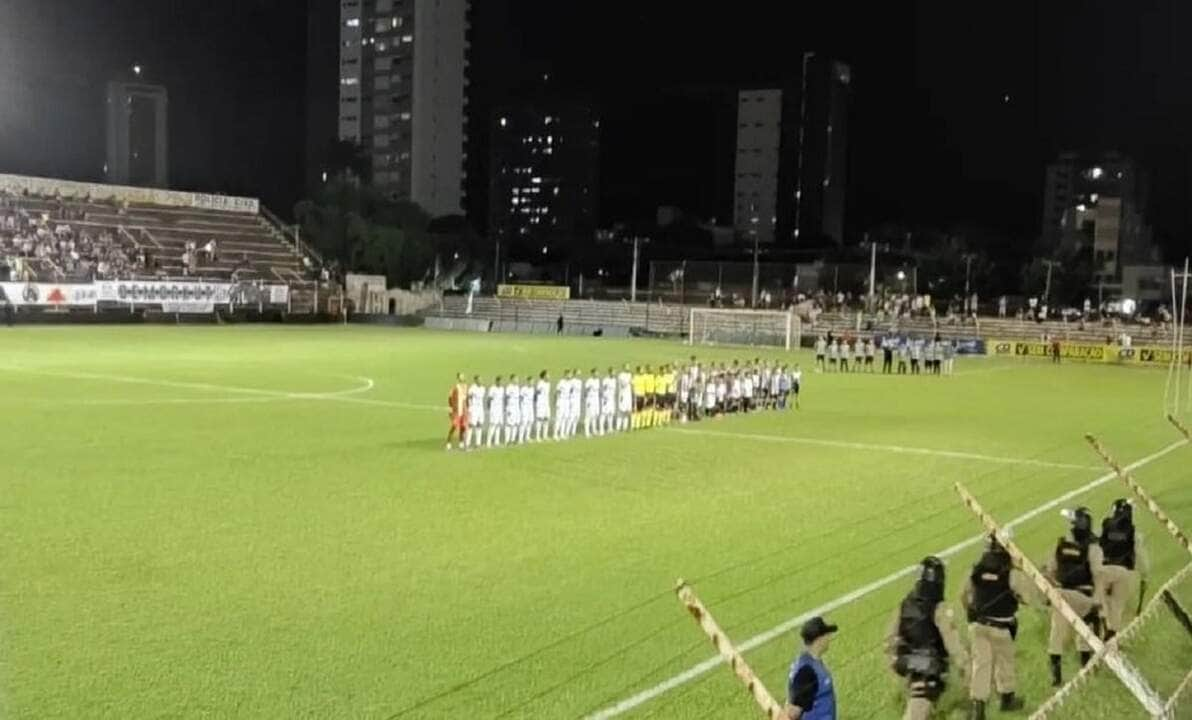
[0,187,311,284]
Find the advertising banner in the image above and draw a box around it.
[160,300,216,314]
[497,283,571,300]
[96,280,234,305]
[269,285,290,305]
[1116,347,1192,366]
[0,282,97,307]
[990,339,1111,362]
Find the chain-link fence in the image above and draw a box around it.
[646,260,870,307]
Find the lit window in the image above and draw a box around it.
[531,177,542,184]
[400,112,411,121]
[376,42,387,51]
[499,116,507,127]
[547,135,553,144]
[401,34,413,43]
[345,18,360,27]
[545,116,553,125]
[340,77,359,86]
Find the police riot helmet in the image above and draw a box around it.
[1062,506,1094,543]
[917,556,945,602]
[1111,498,1134,523]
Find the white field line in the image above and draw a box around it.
[0,366,432,409]
[669,427,1098,471]
[585,437,1188,720]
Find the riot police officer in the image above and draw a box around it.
[886,557,968,720]
[1099,498,1149,639]
[961,534,1037,720]
[1044,507,1103,687]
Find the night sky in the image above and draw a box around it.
[1,0,1189,258]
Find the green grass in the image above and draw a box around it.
[1,326,1190,719]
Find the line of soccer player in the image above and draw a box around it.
[445,359,803,451]
[812,335,958,375]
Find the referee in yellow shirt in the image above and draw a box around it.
[651,366,667,427]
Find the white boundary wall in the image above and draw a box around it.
[0,173,259,214]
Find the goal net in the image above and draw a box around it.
[687,308,800,351]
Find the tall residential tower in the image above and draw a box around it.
[338,0,469,217]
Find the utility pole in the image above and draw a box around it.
[751,232,760,308]
[867,237,877,309]
[628,236,649,302]
[1042,259,1061,304]
[962,253,976,313]
[492,238,501,288]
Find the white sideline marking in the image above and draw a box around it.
[585,437,1188,720]
[670,427,1098,471]
[0,367,407,407]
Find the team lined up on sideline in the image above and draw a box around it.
[814,334,959,375]
[445,358,803,450]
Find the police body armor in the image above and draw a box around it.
[1055,538,1094,594]
[1101,517,1136,570]
[970,553,1019,631]
[895,593,947,679]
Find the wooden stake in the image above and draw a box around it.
[675,579,786,720]
[1087,428,1192,555]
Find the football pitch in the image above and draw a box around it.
[2,325,1191,719]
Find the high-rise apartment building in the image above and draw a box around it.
[488,103,599,257]
[104,81,168,188]
[734,54,851,248]
[338,0,469,218]
[733,90,782,244]
[1042,151,1152,281]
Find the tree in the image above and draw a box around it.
[294,180,435,287]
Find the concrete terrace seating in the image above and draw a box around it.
[4,193,309,282]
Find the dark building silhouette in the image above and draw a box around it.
[488,102,599,259]
[775,52,852,247]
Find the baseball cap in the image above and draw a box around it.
[800,616,838,644]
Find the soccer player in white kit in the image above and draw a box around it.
[567,368,583,438]
[486,377,505,448]
[519,376,535,443]
[791,364,803,409]
[467,376,486,450]
[583,369,601,437]
[829,339,841,371]
[504,375,521,445]
[617,364,633,432]
[741,372,754,412]
[553,369,570,439]
[704,375,718,417]
[535,370,551,442]
[599,368,617,435]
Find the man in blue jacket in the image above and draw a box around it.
[785,616,838,719]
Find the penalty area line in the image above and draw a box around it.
[585,437,1187,720]
[668,427,1099,471]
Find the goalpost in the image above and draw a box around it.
[687,308,801,351]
